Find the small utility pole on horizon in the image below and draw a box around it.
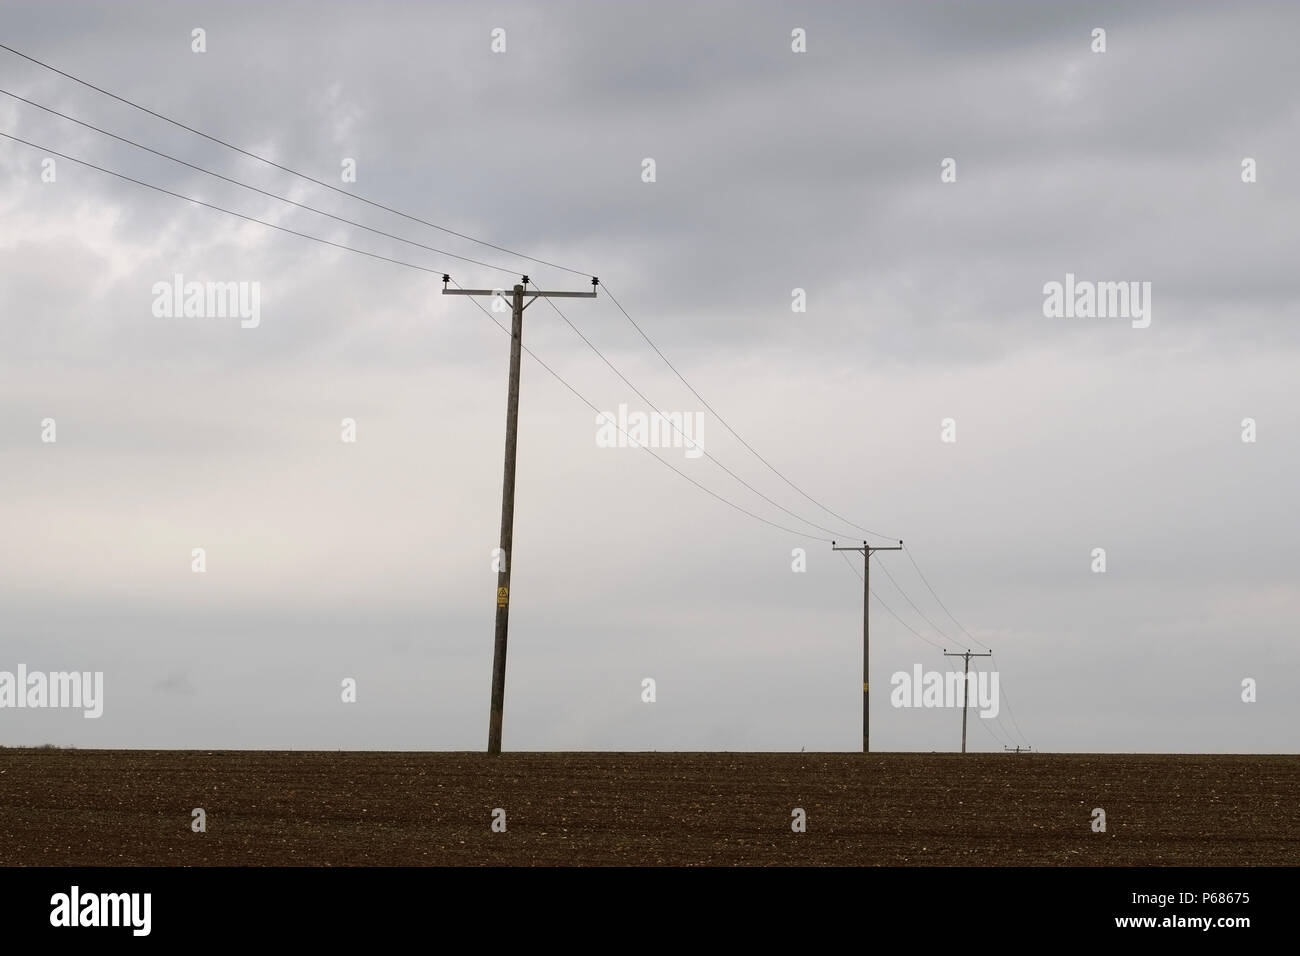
[833,538,903,753]
[443,274,598,755]
[944,648,993,754]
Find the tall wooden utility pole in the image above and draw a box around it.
[943,648,993,753]
[832,539,902,753]
[443,274,598,754]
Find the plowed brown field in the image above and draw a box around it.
[1,750,1296,866]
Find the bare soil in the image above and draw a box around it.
[1,750,1295,866]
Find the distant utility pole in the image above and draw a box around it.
[943,648,993,754]
[443,274,598,755]
[832,539,902,753]
[1004,745,1032,753]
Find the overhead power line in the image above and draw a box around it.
[903,543,990,651]
[0,131,448,276]
[0,130,836,544]
[839,551,944,653]
[0,41,594,279]
[972,705,1012,749]
[449,283,837,543]
[536,293,857,541]
[600,281,898,543]
[972,656,1024,751]
[990,654,1032,749]
[873,552,959,645]
[896,545,1031,746]
[0,87,525,278]
[1,44,1029,749]
[0,41,895,543]
[841,553,1031,749]
[3,84,862,542]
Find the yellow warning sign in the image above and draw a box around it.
[497,586,509,608]
[863,683,869,692]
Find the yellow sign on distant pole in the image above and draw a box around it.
[497,587,509,608]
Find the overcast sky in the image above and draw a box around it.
[1,0,1296,753]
